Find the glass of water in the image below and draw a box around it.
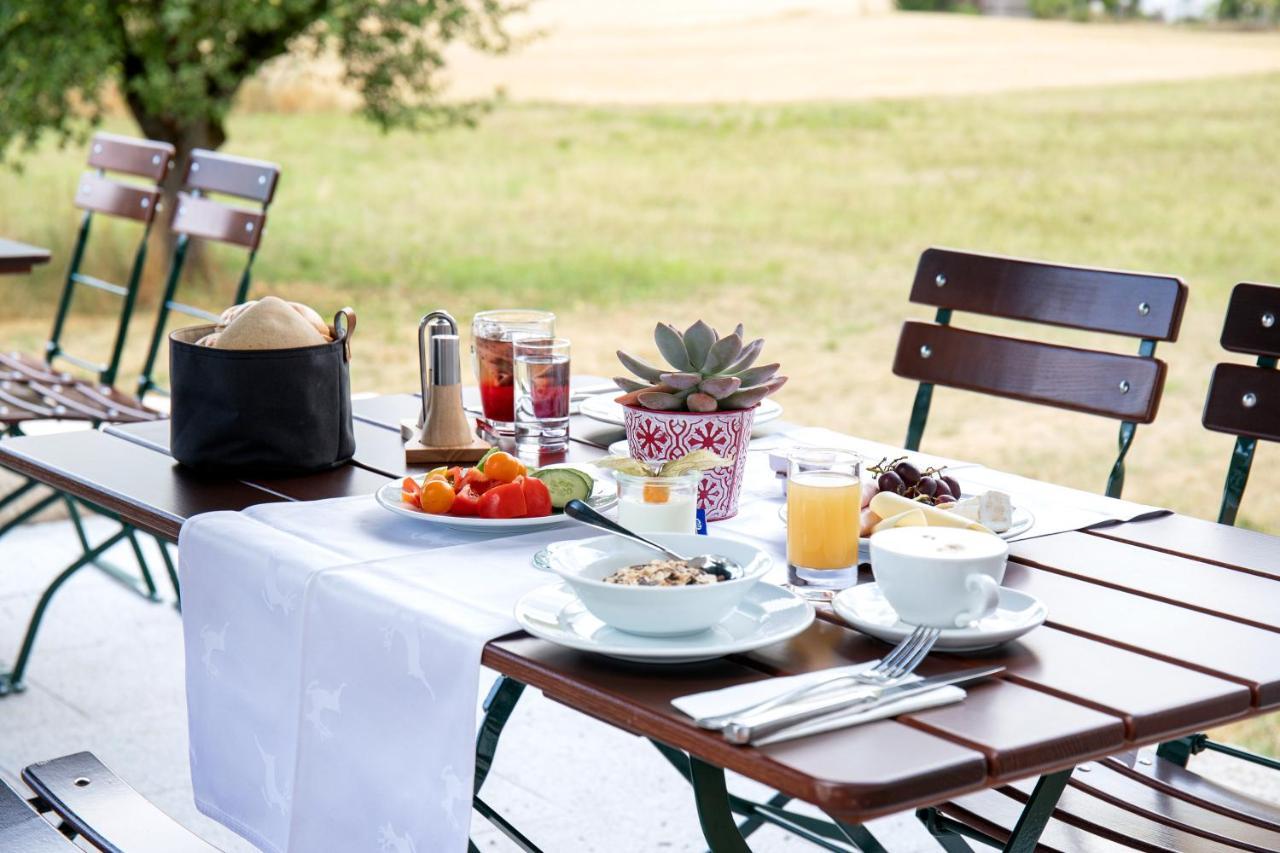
[513,337,571,454]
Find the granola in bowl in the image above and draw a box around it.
[603,559,722,587]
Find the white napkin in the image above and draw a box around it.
[671,661,964,746]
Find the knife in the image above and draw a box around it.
[720,665,1005,745]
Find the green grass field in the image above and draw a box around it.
[1,71,1276,754]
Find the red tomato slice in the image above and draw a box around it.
[446,466,463,487]
[521,476,552,517]
[401,476,422,506]
[460,467,496,495]
[478,482,527,519]
[449,485,481,516]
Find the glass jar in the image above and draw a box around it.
[614,471,701,534]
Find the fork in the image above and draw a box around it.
[694,625,943,730]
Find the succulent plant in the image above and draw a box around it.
[614,321,787,412]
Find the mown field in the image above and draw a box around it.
[1,72,1276,753]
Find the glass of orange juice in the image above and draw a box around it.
[787,448,862,594]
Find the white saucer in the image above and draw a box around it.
[832,582,1047,652]
[582,394,783,429]
[515,582,814,664]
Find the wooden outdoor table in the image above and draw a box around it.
[0,238,51,275]
[0,393,1277,851]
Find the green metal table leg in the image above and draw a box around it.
[0,527,131,694]
[473,795,545,853]
[122,527,159,599]
[689,758,753,853]
[62,493,93,553]
[474,675,525,794]
[832,819,889,853]
[0,478,40,516]
[1003,769,1071,853]
[62,497,160,602]
[156,538,181,610]
[916,808,978,853]
[0,492,62,538]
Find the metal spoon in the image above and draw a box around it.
[563,499,742,581]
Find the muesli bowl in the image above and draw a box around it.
[545,534,772,637]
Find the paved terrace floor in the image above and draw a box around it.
[1,515,1277,851]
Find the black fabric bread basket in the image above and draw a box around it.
[169,309,356,476]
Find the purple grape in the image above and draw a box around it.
[932,479,952,499]
[894,461,921,486]
[877,471,905,494]
[942,475,961,498]
[916,477,938,498]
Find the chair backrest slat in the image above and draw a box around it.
[73,173,161,223]
[86,132,174,183]
[187,149,279,203]
[171,192,265,249]
[893,322,1167,423]
[0,775,77,851]
[1203,364,1280,443]
[911,248,1187,341]
[1220,283,1280,358]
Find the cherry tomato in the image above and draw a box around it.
[478,481,527,519]
[420,479,456,514]
[483,451,526,483]
[521,476,552,517]
[449,485,481,516]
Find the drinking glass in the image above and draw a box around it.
[615,471,701,534]
[514,336,571,453]
[471,309,556,433]
[786,448,862,594]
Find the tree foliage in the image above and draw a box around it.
[0,0,525,162]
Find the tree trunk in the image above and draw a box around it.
[123,103,228,280]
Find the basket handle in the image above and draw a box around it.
[334,308,357,362]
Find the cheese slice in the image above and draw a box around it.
[872,508,927,533]
[869,491,993,534]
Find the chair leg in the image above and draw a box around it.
[916,808,978,853]
[0,527,131,694]
[0,477,40,516]
[0,491,63,539]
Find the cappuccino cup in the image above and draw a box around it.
[870,527,1008,628]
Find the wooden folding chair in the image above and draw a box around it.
[919,279,1280,852]
[12,752,220,852]
[894,247,1188,497]
[0,150,282,692]
[0,133,173,600]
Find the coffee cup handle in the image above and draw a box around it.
[954,574,1000,628]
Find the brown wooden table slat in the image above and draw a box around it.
[483,635,990,823]
[0,238,51,275]
[1004,563,1280,707]
[106,420,391,502]
[0,431,281,540]
[1012,532,1280,632]
[757,615,1251,745]
[1086,515,1280,580]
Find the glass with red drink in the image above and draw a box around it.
[514,337,571,453]
[471,310,555,432]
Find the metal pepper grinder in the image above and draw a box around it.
[402,310,458,441]
[419,334,479,449]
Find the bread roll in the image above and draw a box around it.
[219,300,330,340]
[219,301,257,326]
[196,332,221,347]
[216,296,328,350]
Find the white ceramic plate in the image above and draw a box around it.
[375,468,616,530]
[515,582,814,664]
[833,582,1047,652]
[580,394,783,429]
[778,499,1035,545]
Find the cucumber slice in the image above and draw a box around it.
[531,468,593,509]
[540,465,595,495]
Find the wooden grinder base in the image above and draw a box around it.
[404,432,492,465]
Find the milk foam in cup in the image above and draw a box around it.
[869,527,1008,628]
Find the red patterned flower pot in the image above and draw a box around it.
[623,404,757,521]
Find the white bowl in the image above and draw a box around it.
[545,534,773,637]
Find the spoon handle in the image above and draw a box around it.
[563,499,686,561]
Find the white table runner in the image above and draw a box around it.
[180,500,599,853]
